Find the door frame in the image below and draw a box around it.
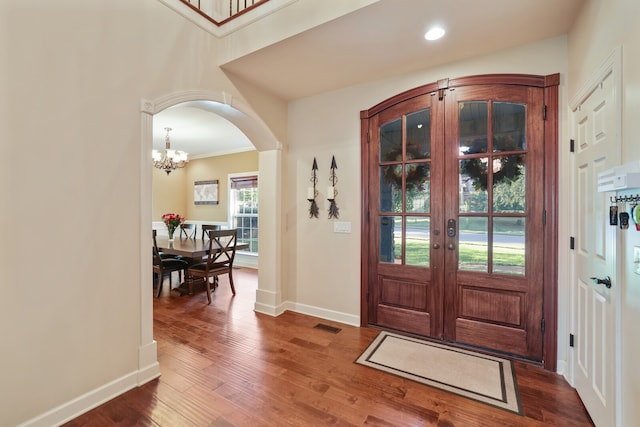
[139,90,283,384]
[360,74,560,370]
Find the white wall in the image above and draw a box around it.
[0,1,284,426]
[286,36,570,336]
[569,0,640,425]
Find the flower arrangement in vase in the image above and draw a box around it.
[162,213,185,241]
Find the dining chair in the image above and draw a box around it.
[201,224,220,240]
[179,223,197,239]
[187,228,237,304]
[154,229,184,284]
[153,230,188,298]
[159,223,195,282]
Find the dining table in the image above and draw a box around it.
[156,236,249,258]
[155,236,249,295]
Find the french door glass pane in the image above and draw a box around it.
[406,162,430,213]
[493,217,525,275]
[380,216,401,263]
[459,158,488,213]
[493,154,526,213]
[380,108,433,266]
[459,101,488,155]
[380,165,402,212]
[458,216,488,272]
[493,102,526,152]
[406,217,430,267]
[406,109,431,159]
[380,118,402,162]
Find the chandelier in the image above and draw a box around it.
[152,127,189,175]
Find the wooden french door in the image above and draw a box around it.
[361,75,558,362]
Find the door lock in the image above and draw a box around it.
[590,276,612,288]
[447,219,456,237]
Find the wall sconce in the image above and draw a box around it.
[328,155,339,219]
[307,157,319,218]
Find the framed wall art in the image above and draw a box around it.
[194,180,219,205]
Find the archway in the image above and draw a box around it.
[137,90,283,382]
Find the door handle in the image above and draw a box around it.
[590,276,612,288]
[447,219,456,237]
[433,243,440,249]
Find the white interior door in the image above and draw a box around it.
[571,61,621,427]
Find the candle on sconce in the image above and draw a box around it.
[307,187,315,200]
[327,186,335,199]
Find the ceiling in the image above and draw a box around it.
[155,0,585,158]
[153,101,254,159]
[221,0,585,101]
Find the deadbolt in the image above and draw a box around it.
[447,219,456,237]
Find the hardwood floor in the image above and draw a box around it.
[65,268,593,426]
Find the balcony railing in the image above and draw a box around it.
[180,0,270,26]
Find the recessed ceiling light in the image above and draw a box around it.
[424,27,445,41]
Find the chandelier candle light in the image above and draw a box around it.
[152,127,189,175]
[307,157,319,218]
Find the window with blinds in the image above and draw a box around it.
[230,175,258,254]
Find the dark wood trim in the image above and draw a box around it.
[178,0,270,27]
[542,73,560,371]
[362,74,553,119]
[544,73,561,87]
[362,82,439,117]
[447,73,548,88]
[360,116,370,327]
[217,0,271,26]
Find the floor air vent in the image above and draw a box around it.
[314,323,341,334]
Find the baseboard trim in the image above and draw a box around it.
[137,340,161,385]
[254,301,277,316]
[137,361,161,386]
[556,359,567,377]
[18,362,160,427]
[253,300,359,326]
[17,371,142,427]
[284,301,360,326]
[254,301,287,316]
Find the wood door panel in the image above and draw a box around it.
[377,263,429,279]
[380,277,428,310]
[455,318,528,356]
[458,287,523,327]
[455,272,530,293]
[377,305,432,336]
